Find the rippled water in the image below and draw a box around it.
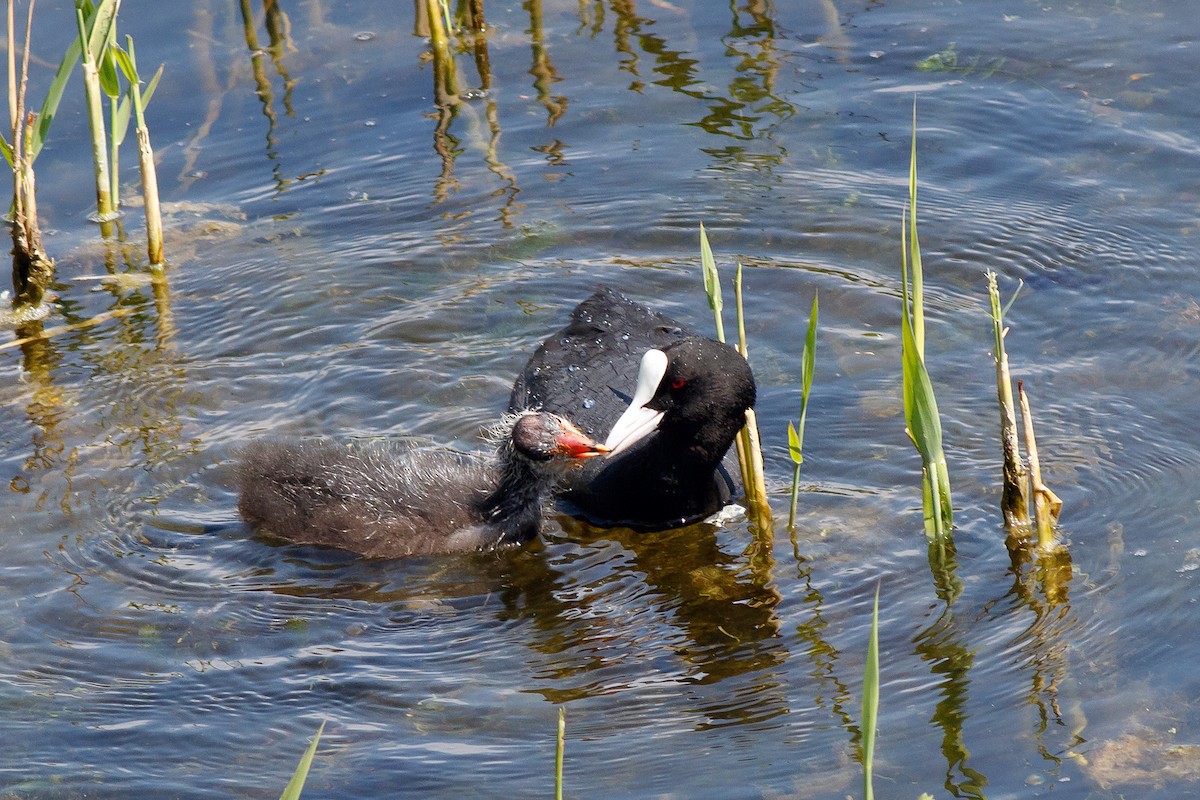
[3,0,1199,797]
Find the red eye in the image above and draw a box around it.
[671,377,686,390]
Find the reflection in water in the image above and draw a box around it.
[1005,544,1084,773]
[913,604,988,799]
[912,542,1077,797]
[513,521,790,726]
[180,3,248,193]
[416,0,522,227]
[246,517,863,737]
[11,325,77,513]
[524,0,567,126]
[400,0,805,228]
[928,537,964,606]
[238,0,299,194]
[7,242,189,516]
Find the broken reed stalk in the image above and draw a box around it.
[124,36,164,265]
[733,262,773,532]
[987,270,1029,527]
[699,224,772,532]
[1018,380,1061,550]
[7,0,54,307]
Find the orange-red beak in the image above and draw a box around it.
[554,419,610,459]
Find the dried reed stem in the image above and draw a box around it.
[987,271,1030,527]
[1018,380,1061,550]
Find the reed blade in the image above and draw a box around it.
[279,719,325,800]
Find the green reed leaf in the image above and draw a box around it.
[279,720,325,800]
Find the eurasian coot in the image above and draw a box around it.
[509,287,756,529]
[237,411,608,558]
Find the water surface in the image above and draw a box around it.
[3,0,1199,797]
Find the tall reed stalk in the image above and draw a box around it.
[699,223,772,532]
[4,0,63,307]
[75,0,121,225]
[555,707,566,800]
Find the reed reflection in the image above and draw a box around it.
[9,326,75,514]
[913,604,989,799]
[5,270,188,519]
[1005,542,1083,771]
[523,520,792,728]
[261,517,791,728]
[403,0,803,228]
[237,0,299,194]
[415,0,522,226]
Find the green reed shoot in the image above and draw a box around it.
[861,584,880,800]
[700,222,725,342]
[75,0,121,222]
[900,107,953,539]
[787,292,818,529]
[279,719,325,800]
[105,30,162,211]
[555,707,566,800]
[699,224,772,531]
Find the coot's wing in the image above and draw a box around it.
[508,286,693,439]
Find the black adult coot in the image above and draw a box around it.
[236,411,608,558]
[509,286,756,530]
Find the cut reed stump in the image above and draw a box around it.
[986,271,1061,552]
[986,270,1029,527]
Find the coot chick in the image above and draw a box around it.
[236,411,608,558]
[509,287,756,530]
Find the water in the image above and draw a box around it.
[3,0,1199,797]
